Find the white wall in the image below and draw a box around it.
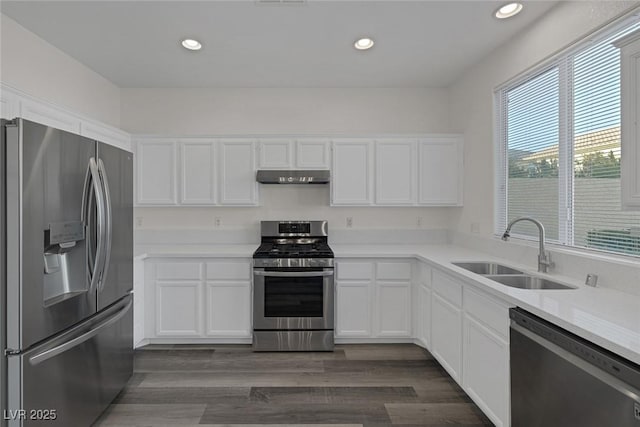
[136,185,454,231]
[121,87,451,135]
[124,86,455,231]
[0,14,121,127]
[448,1,639,236]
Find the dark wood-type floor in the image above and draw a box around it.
[94,344,494,426]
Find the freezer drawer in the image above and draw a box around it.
[7,295,133,427]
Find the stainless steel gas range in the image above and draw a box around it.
[252,221,334,351]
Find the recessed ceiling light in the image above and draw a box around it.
[181,38,202,51]
[354,37,374,51]
[495,2,523,19]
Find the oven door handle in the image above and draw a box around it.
[254,270,334,277]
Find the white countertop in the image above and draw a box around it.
[136,242,640,365]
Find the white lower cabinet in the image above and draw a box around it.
[335,259,412,340]
[145,258,252,342]
[428,268,512,426]
[431,292,463,382]
[463,315,509,427]
[156,281,202,336]
[206,282,251,337]
[418,283,431,349]
[462,288,511,427]
[336,282,372,337]
[377,283,411,337]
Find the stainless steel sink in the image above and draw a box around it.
[484,274,576,290]
[452,262,523,275]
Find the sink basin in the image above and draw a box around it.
[485,274,576,290]
[452,262,523,275]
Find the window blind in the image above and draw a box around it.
[571,26,640,255]
[504,67,561,241]
[496,19,640,257]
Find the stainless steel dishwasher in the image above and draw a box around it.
[510,308,640,426]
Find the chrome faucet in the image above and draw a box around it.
[502,217,554,273]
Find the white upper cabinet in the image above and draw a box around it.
[375,139,416,205]
[135,138,259,207]
[331,136,462,206]
[219,139,259,206]
[258,139,294,169]
[615,30,640,210]
[418,136,463,206]
[258,138,330,170]
[136,139,178,205]
[180,140,216,205]
[331,140,373,205]
[296,139,330,169]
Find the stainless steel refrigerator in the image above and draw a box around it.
[1,118,133,426]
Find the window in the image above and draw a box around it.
[496,20,640,256]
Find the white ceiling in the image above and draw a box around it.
[1,1,558,88]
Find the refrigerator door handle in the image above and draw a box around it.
[83,157,107,293]
[97,159,112,292]
[27,298,132,366]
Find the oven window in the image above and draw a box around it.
[264,276,324,317]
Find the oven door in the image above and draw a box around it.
[253,268,334,330]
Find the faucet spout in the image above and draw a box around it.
[502,217,554,273]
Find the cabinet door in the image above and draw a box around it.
[331,140,372,205]
[419,284,431,349]
[296,139,330,169]
[619,33,640,210]
[155,282,202,337]
[375,140,416,205]
[431,292,462,382]
[335,282,372,337]
[180,141,216,205]
[376,283,411,337]
[259,139,293,169]
[136,139,178,205]
[205,282,251,337]
[463,315,509,427]
[418,137,463,206]
[219,140,258,205]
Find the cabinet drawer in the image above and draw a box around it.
[464,288,510,339]
[376,261,412,281]
[206,261,251,280]
[432,270,462,308]
[156,262,201,280]
[337,262,373,280]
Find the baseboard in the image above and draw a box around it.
[334,337,415,344]
[142,337,253,345]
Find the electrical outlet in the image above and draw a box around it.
[346,217,353,228]
[135,217,143,227]
[471,222,480,233]
[416,217,423,228]
[214,217,221,228]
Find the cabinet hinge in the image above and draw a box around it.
[4,348,20,356]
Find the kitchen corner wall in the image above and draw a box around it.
[0,14,121,127]
[448,1,639,237]
[121,87,457,231]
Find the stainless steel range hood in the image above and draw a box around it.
[256,170,330,184]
